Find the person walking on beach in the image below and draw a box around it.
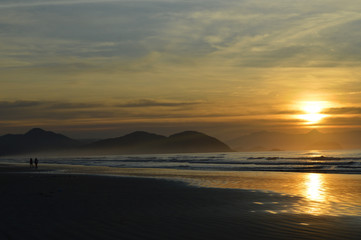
[30,158,33,168]
[34,158,38,169]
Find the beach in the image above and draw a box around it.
[1,164,361,240]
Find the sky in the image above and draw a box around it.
[1,0,361,140]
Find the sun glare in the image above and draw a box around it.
[297,101,328,124]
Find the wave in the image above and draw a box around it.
[2,150,361,174]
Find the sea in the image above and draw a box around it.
[2,149,361,217]
[1,149,361,174]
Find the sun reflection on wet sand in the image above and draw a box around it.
[305,173,325,202]
[302,173,327,215]
[91,168,361,217]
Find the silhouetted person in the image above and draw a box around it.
[34,158,38,169]
[30,158,33,168]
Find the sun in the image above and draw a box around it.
[297,101,328,124]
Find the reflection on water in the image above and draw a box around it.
[302,173,327,215]
[305,174,324,202]
[185,171,361,217]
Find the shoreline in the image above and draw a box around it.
[1,164,361,239]
[3,163,361,202]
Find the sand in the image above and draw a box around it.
[1,164,361,240]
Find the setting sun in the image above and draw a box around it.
[297,101,329,124]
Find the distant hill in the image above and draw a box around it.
[0,128,80,156]
[0,129,233,156]
[2,128,361,155]
[84,131,168,154]
[166,131,232,153]
[84,131,233,154]
[228,129,361,151]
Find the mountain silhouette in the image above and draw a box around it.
[0,129,233,156]
[306,129,322,135]
[84,131,233,154]
[0,128,79,156]
[84,131,168,154]
[2,128,361,155]
[166,131,232,153]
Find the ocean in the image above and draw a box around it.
[2,149,361,174]
[2,149,361,217]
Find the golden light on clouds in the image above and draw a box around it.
[297,101,329,125]
[1,0,361,138]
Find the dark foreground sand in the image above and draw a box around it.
[1,165,361,240]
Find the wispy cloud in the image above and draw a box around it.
[1,0,361,137]
[116,99,203,108]
[0,100,101,109]
[0,101,42,109]
[323,107,361,114]
[0,0,124,9]
[0,99,204,120]
[0,100,111,120]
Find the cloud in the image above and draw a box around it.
[0,100,111,120]
[323,107,361,114]
[0,100,100,109]
[1,0,361,137]
[2,0,360,65]
[116,99,202,108]
[0,100,42,109]
[321,116,361,127]
[48,102,102,109]
[0,0,124,9]
[0,99,205,122]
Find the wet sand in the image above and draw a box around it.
[1,164,361,240]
